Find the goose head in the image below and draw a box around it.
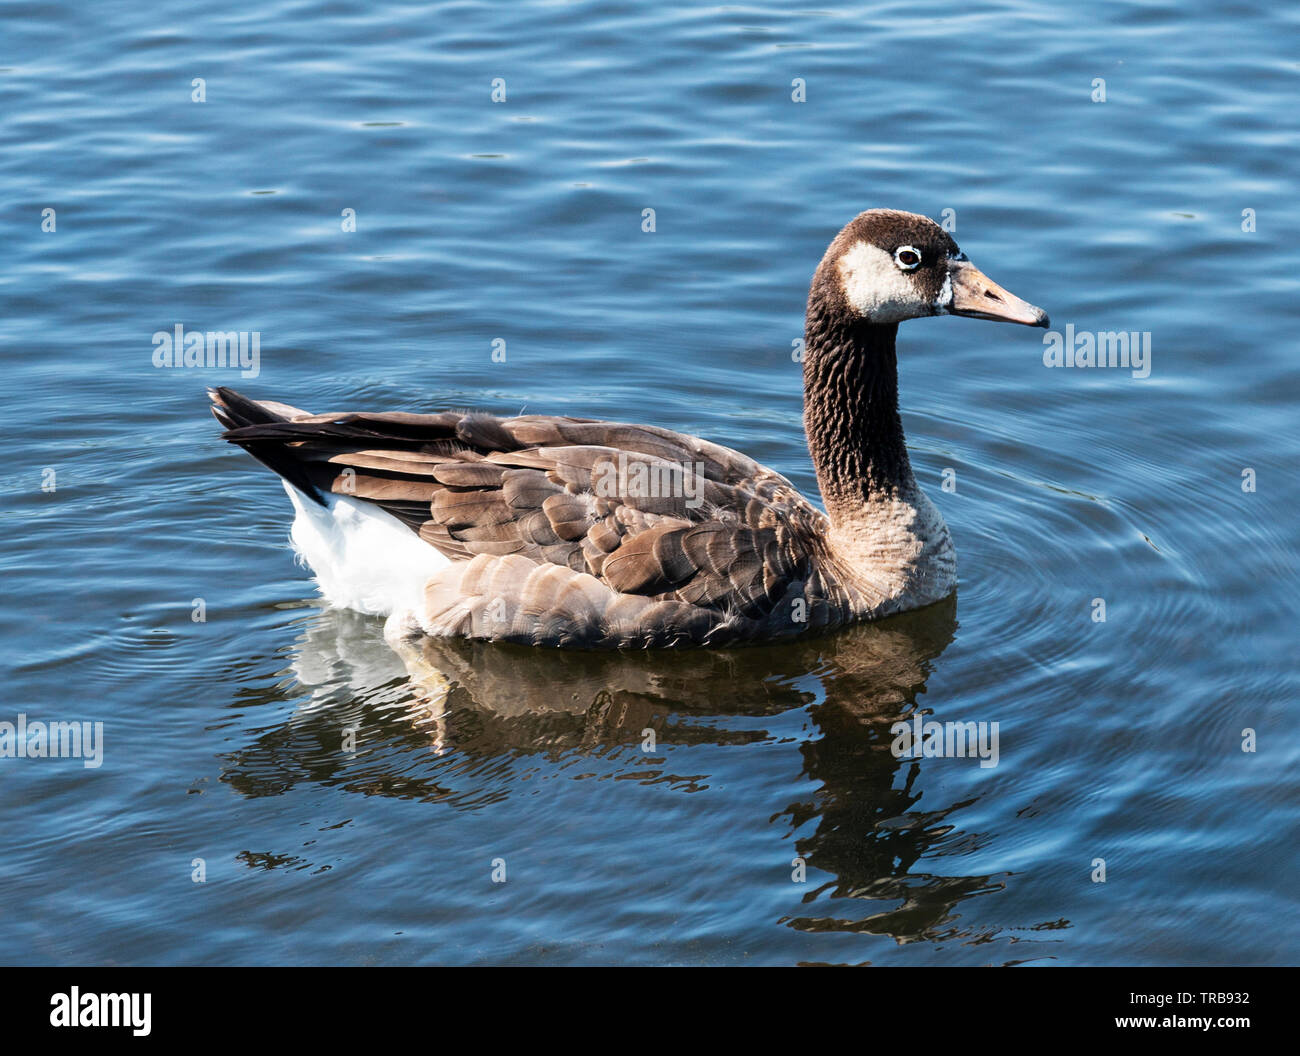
[813,208,1049,329]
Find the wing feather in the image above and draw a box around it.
[211,387,830,644]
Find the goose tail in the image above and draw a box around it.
[207,386,326,504]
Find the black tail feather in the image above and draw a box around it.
[208,387,328,505]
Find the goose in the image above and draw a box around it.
[211,209,1047,649]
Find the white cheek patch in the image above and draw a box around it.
[935,270,952,314]
[836,241,924,323]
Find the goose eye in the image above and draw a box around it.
[894,246,922,271]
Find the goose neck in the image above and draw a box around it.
[802,317,916,526]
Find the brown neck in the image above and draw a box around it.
[802,308,915,526]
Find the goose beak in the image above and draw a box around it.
[948,259,1049,328]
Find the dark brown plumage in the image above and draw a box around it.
[211,386,852,646]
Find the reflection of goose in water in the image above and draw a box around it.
[218,598,1066,951]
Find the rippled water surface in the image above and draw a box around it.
[2,0,1297,965]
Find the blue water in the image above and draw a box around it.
[1,0,1297,965]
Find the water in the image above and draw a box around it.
[1,0,1297,966]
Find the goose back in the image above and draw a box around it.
[211,387,871,647]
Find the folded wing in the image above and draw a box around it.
[211,386,851,646]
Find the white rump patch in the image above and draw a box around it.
[283,482,450,618]
[837,240,924,323]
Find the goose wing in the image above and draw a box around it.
[211,387,837,645]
